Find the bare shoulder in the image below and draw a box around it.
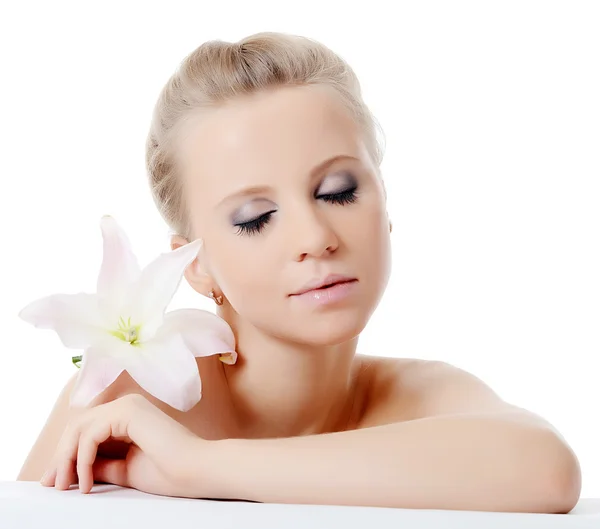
[358,356,553,430]
[92,355,235,440]
[17,355,224,481]
[356,354,433,427]
[89,355,222,419]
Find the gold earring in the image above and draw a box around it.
[209,289,223,306]
[389,220,393,233]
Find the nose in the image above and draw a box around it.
[292,207,339,261]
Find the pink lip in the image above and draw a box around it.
[290,279,358,306]
[291,274,357,296]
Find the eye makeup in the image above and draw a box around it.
[232,173,359,236]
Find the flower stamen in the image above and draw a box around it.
[109,315,142,346]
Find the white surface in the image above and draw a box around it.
[0,482,598,529]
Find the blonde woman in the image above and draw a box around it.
[17,32,581,513]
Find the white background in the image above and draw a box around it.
[0,0,598,498]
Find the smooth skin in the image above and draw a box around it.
[18,84,581,513]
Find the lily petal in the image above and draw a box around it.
[156,308,237,363]
[218,352,237,365]
[125,239,203,341]
[122,332,202,412]
[96,216,142,315]
[18,293,108,349]
[69,346,125,408]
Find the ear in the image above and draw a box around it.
[170,234,213,296]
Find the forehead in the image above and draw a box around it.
[177,84,369,207]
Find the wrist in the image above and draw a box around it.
[186,436,239,500]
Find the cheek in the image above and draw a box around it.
[352,205,392,288]
[211,242,280,311]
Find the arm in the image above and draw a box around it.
[201,412,578,513]
[194,362,581,513]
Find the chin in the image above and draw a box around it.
[292,312,368,346]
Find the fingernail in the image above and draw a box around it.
[40,470,48,483]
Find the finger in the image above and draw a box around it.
[92,456,130,488]
[77,421,113,494]
[40,467,58,487]
[55,457,78,491]
[53,414,92,490]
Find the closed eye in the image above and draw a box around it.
[320,187,358,206]
[234,186,359,236]
[234,210,275,236]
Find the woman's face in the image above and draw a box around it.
[176,84,391,345]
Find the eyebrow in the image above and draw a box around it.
[216,154,360,208]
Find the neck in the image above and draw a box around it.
[217,305,362,439]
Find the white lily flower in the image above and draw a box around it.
[18,215,237,412]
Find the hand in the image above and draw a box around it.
[40,394,203,496]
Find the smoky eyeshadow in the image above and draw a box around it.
[229,171,359,225]
[230,200,275,225]
[318,171,358,195]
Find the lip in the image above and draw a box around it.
[290,279,358,307]
[290,274,357,296]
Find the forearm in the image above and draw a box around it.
[196,413,579,513]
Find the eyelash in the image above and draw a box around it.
[234,187,359,236]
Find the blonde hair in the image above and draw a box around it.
[145,31,385,241]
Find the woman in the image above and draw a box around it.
[17,31,581,513]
